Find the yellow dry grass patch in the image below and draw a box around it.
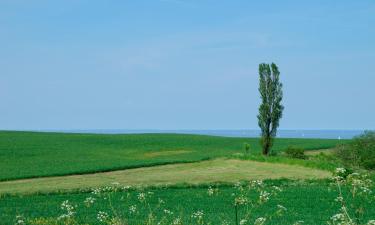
[143,150,192,158]
[0,159,331,195]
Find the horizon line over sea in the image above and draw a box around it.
[19,129,371,140]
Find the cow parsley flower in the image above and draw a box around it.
[240,219,248,225]
[137,192,146,202]
[259,191,271,203]
[58,200,75,220]
[129,205,137,214]
[15,215,25,225]
[191,210,204,220]
[97,211,109,222]
[254,217,266,225]
[207,186,214,196]
[164,209,173,215]
[173,217,182,225]
[84,197,96,207]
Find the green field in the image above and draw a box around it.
[0,181,374,225]
[1,131,372,225]
[0,131,344,181]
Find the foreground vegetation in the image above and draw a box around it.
[336,131,375,170]
[0,131,345,181]
[1,173,374,225]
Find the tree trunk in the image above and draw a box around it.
[262,136,271,155]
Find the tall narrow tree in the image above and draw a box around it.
[257,63,284,155]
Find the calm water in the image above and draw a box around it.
[38,129,368,139]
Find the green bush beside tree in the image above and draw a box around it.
[335,131,375,170]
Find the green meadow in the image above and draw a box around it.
[0,131,344,181]
[0,131,373,225]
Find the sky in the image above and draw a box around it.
[0,0,374,130]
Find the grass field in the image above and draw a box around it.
[0,181,374,225]
[1,131,370,224]
[0,159,330,194]
[0,131,345,181]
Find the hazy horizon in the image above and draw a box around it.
[0,129,368,140]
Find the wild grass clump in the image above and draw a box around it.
[329,168,374,225]
[284,146,307,159]
[335,131,375,170]
[243,143,251,156]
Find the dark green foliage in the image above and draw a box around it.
[257,63,284,155]
[284,146,307,159]
[0,181,374,224]
[335,131,375,170]
[0,131,343,181]
[243,143,250,155]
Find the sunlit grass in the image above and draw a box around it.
[0,159,330,195]
[0,131,345,181]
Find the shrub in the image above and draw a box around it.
[243,143,251,155]
[284,146,306,159]
[335,131,375,170]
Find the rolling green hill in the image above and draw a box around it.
[0,131,345,181]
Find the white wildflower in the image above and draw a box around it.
[158,198,165,205]
[249,180,264,189]
[15,215,25,225]
[335,168,346,175]
[272,185,282,192]
[331,213,345,222]
[129,205,137,214]
[254,217,266,225]
[240,219,248,225]
[97,211,109,222]
[173,217,182,225]
[58,200,75,220]
[259,191,271,203]
[277,204,287,215]
[137,192,146,202]
[191,210,204,220]
[164,209,173,215]
[122,185,131,191]
[207,186,214,196]
[335,196,344,202]
[221,220,230,225]
[235,196,248,205]
[84,197,96,207]
[92,187,102,195]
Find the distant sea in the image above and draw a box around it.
[37,129,369,140]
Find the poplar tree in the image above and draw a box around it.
[257,63,284,155]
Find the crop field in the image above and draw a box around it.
[0,131,373,225]
[0,131,344,181]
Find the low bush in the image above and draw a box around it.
[243,143,251,155]
[284,146,307,159]
[335,131,375,170]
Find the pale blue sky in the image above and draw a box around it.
[0,0,374,130]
